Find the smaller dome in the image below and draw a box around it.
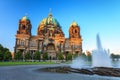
[70,21,78,27]
[21,16,29,21]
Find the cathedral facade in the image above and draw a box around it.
[14,13,82,59]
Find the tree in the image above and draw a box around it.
[87,54,92,61]
[34,51,41,61]
[81,52,86,58]
[0,44,3,51]
[66,53,72,61]
[0,44,12,61]
[73,53,78,59]
[111,53,120,61]
[25,52,31,61]
[58,52,64,60]
[4,51,12,61]
[0,44,3,61]
[42,52,48,61]
[0,52,3,61]
[14,51,22,61]
[2,46,12,61]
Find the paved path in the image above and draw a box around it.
[0,64,120,80]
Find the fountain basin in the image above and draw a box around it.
[39,66,120,77]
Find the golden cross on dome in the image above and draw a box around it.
[49,8,52,14]
[25,13,28,17]
[48,8,52,17]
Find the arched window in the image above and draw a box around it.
[22,25,26,30]
[47,43,55,50]
[75,29,77,33]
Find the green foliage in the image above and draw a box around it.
[4,51,12,61]
[14,51,22,61]
[111,53,120,60]
[58,52,64,60]
[0,44,3,51]
[0,44,11,61]
[34,51,41,61]
[42,52,48,61]
[25,52,31,60]
[0,50,3,61]
[87,54,92,61]
[0,45,4,61]
[0,61,56,66]
[81,52,92,61]
[66,53,72,61]
[73,53,78,59]
[81,52,86,58]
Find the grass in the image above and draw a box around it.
[0,61,56,66]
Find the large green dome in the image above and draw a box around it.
[39,13,60,27]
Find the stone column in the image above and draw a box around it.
[37,40,39,51]
[28,39,30,53]
[14,38,18,53]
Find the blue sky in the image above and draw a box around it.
[0,0,120,54]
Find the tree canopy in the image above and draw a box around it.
[66,53,72,61]
[0,44,12,61]
[14,51,22,61]
[34,51,41,61]
[58,52,64,60]
[25,52,31,61]
[42,52,48,61]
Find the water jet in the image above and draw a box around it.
[92,34,112,67]
[38,34,120,78]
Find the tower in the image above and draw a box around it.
[69,21,80,38]
[17,16,32,35]
[69,21,82,55]
[15,16,32,53]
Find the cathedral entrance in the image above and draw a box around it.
[46,43,56,60]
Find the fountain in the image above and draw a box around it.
[70,56,87,69]
[38,34,120,77]
[92,34,112,67]
[70,34,112,68]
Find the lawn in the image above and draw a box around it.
[0,61,56,66]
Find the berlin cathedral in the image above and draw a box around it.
[14,12,82,59]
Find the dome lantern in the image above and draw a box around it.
[48,8,52,17]
[21,15,29,22]
[70,21,78,27]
